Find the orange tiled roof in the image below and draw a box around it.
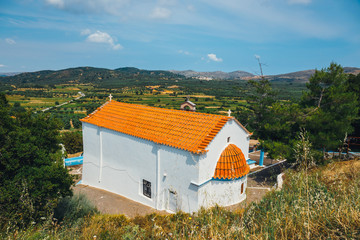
[213,144,250,179]
[81,100,241,154]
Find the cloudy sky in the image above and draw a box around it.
[1,0,359,74]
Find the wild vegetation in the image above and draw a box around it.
[2,159,359,239]
[0,94,73,228]
[245,63,360,163]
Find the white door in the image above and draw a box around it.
[168,189,177,212]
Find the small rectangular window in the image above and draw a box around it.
[241,183,244,194]
[143,179,151,198]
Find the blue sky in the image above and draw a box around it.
[1,0,359,75]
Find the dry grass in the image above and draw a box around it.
[3,159,359,239]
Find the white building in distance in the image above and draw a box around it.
[80,99,251,213]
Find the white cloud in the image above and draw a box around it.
[85,30,123,50]
[207,53,223,62]
[178,50,190,55]
[287,0,312,5]
[5,38,16,45]
[45,0,64,8]
[81,29,91,35]
[0,64,5,68]
[150,7,172,19]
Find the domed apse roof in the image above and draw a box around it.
[213,144,250,180]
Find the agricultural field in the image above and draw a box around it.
[3,80,307,132]
[0,67,308,132]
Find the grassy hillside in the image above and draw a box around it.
[0,67,185,87]
[3,159,359,239]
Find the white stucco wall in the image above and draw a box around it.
[198,176,247,208]
[82,122,157,208]
[198,119,250,183]
[158,145,200,213]
[82,123,101,186]
[82,122,201,212]
[196,119,250,208]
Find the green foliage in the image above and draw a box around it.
[260,102,303,161]
[302,63,359,151]
[262,140,295,161]
[10,102,26,114]
[258,63,359,161]
[61,131,83,154]
[54,194,98,225]
[293,129,315,169]
[0,94,73,228]
[245,78,277,138]
[348,73,360,136]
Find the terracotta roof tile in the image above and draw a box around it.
[213,144,250,179]
[81,101,237,154]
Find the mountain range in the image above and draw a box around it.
[169,70,254,80]
[171,67,360,82]
[1,67,359,85]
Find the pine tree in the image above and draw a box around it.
[302,63,359,154]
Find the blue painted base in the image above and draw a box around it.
[247,159,256,165]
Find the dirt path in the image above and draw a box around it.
[74,185,167,218]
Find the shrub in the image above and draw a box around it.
[61,131,83,154]
[54,194,98,225]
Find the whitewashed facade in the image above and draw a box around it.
[82,114,250,213]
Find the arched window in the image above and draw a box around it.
[227,137,230,143]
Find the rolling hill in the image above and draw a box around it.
[0,67,185,87]
[1,66,359,87]
[171,67,360,82]
[169,70,254,80]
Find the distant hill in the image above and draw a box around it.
[1,66,359,87]
[170,70,254,80]
[171,67,360,82]
[266,67,360,83]
[0,67,185,86]
[0,72,22,77]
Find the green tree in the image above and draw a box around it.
[347,73,360,136]
[249,63,358,163]
[61,131,83,154]
[302,63,359,154]
[244,78,277,137]
[261,101,303,161]
[10,102,26,114]
[0,93,73,228]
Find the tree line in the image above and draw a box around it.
[235,63,360,164]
